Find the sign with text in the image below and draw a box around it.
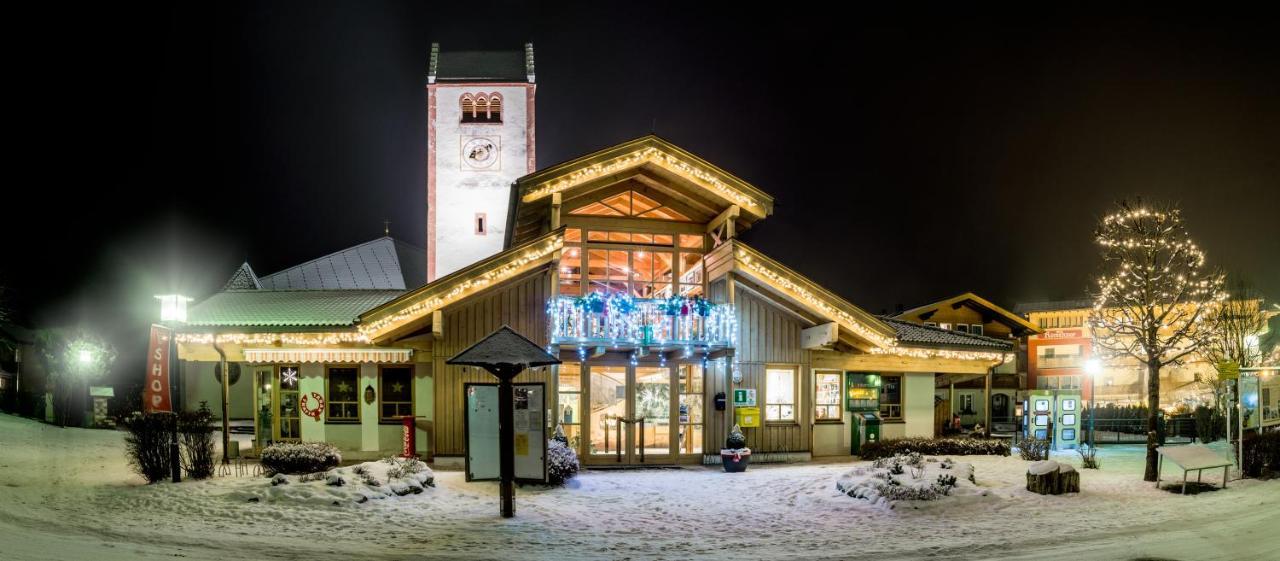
[733,388,757,406]
[144,324,173,413]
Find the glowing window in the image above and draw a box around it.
[568,190,691,221]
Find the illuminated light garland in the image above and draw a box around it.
[736,250,897,348]
[177,332,371,346]
[522,146,763,213]
[546,292,737,350]
[359,236,563,339]
[736,246,1008,363]
[243,347,412,364]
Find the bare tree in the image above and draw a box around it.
[1088,199,1225,482]
[1200,279,1269,415]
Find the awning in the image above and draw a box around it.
[243,348,413,364]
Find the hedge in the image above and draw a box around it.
[1242,430,1280,478]
[858,437,1011,460]
[260,442,342,475]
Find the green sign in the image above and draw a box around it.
[732,388,756,406]
[1217,361,1240,380]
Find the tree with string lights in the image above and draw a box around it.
[1087,199,1226,482]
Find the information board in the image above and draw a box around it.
[465,384,500,481]
[513,383,546,482]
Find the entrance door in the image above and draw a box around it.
[585,364,677,464]
[251,365,302,451]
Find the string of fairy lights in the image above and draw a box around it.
[522,146,764,213]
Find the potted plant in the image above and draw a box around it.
[720,423,751,472]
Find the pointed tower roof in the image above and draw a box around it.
[222,262,262,291]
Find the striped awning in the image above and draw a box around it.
[244,348,413,364]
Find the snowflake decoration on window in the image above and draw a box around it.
[281,367,299,387]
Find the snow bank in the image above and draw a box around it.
[230,458,436,507]
[836,455,988,509]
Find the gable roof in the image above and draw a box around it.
[446,325,561,371]
[894,292,1042,336]
[257,237,426,291]
[222,262,261,291]
[507,135,775,247]
[186,290,403,328]
[880,318,1014,351]
[427,43,535,83]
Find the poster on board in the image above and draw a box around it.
[513,383,546,482]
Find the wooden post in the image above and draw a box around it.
[984,369,992,438]
[496,367,517,518]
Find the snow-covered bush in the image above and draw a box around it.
[178,402,216,479]
[726,424,747,450]
[382,456,430,484]
[547,438,580,485]
[837,459,980,507]
[120,412,176,484]
[260,442,341,475]
[1017,438,1050,461]
[1078,445,1100,469]
[858,437,1009,460]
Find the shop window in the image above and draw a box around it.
[380,366,413,421]
[558,363,582,450]
[815,372,842,421]
[880,374,902,420]
[326,367,360,422]
[765,367,797,422]
[678,364,703,454]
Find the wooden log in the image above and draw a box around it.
[1026,461,1080,495]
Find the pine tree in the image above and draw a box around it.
[1088,199,1225,482]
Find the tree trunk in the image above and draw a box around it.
[1143,360,1162,481]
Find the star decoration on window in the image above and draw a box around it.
[337,381,352,395]
[391,382,405,394]
[280,368,299,386]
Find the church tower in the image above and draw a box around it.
[426,43,536,281]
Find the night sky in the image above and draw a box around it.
[6,3,1278,382]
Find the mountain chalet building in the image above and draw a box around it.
[176,44,1015,466]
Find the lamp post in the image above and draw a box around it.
[1085,358,1102,449]
[157,294,191,483]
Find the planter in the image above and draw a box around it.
[720,448,751,472]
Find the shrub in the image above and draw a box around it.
[725,424,747,450]
[547,438,580,485]
[120,412,176,483]
[1017,437,1050,461]
[1078,445,1100,469]
[1194,406,1224,443]
[858,437,1010,460]
[178,402,216,479]
[260,442,341,475]
[383,456,427,481]
[1241,431,1280,478]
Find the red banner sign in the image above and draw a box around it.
[402,415,416,458]
[144,325,173,413]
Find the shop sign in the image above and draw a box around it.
[143,325,172,413]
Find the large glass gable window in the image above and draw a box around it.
[560,228,704,298]
[569,190,692,222]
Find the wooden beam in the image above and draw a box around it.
[705,204,740,236]
[431,310,443,337]
[550,192,562,230]
[811,351,994,374]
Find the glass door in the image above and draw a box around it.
[276,366,301,441]
[633,366,674,463]
[253,367,274,451]
[584,364,681,464]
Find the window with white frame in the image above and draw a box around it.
[765,367,797,422]
[880,374,902,420]
[970,324,983,335]
[815,372,842,421]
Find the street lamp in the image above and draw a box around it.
[78,349,93,364]
[156,294,191,483]
[1085,358,1102,449]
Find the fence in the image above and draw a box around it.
[1082,417,1198,445]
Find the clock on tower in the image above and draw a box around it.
[425,43,537,281]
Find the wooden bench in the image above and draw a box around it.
[1156,445,1231,494]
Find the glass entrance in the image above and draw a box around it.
[584,364,685,464]
[276,366,302,441]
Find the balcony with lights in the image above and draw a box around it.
[547,292,736,358]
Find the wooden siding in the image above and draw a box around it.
[732,287,813,453]
[431,269,553,456]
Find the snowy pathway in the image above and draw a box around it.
[1,413,1276,561]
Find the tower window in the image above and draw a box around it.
[461,92,502,124]
[475,212,487,235]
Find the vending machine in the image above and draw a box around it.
[1022,390,1082,450]
[846,373,882,455]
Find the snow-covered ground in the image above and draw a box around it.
[1,412,1277,561]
